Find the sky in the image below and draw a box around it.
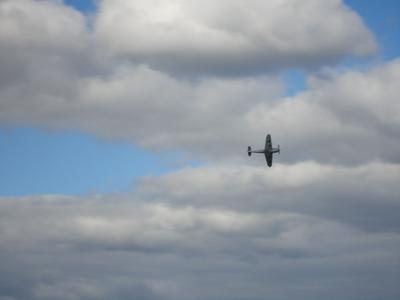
[0,0,399,300]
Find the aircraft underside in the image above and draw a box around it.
[248,134,280,167]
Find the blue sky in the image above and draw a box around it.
[282,0,400,96]
[1,0,399,196]
[64,0,96,13]
[0,127,183,196]
[346,0,400,60]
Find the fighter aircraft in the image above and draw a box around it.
[248,134,280,167]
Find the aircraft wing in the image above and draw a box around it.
[265,152,272,167]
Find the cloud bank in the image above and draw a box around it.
[1,0,392,166]
[1,54,399,164]
[95,0,377,75]
[0,0,397,164]
[1,162,400,300]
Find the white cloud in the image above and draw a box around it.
[94,0,377,75]
[137,162,400,231]
[1,58,400,164]
[0,0,85,48]
[0,0,97,85]
[256,59,400,164]
[0,162,400,299]
[0,0,393,166]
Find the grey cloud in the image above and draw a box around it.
[0,63,283,149]
[0,0,108,90]
[0,162,400,300]
[94,0,377,76]
[138,162,400,232]
[1,59,399,165]
[259,60,400,164]
[0,0,394,166]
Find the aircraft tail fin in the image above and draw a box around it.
[278,144,280,154]
[248,146,252,156]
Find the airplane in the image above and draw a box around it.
[248,134,280,167]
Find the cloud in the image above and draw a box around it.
[250,59,400,164]
[137,161,400,232]
[0,162,400,299]
[1,57,399,164]
[0,1,399,300]
[0,0,100,86]
[94,0,377,75]
[0,0,394,166]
